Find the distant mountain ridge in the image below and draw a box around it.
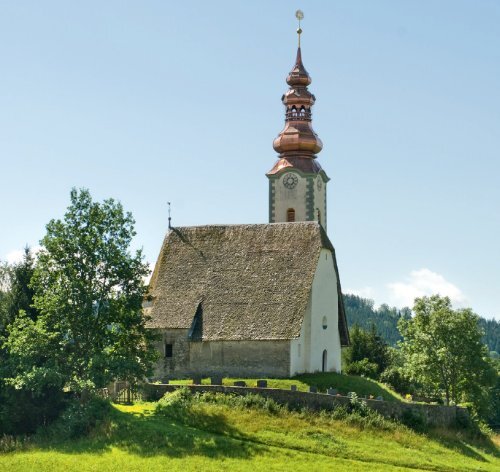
[343,293,500,355]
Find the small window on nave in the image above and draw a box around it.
[287,208,295,222]
[165,343,173,358]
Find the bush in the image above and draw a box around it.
[0,384,66,435]
[345,324,390,377]
[154,388,194,418]
[380,367,414,395]
[325,401,396,431]
[0,434,31,453]
[344,358,379,379]
[401,409,427,432]
[44,395,112,439]
[200,392,284,415]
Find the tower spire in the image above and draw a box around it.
[266,11,329,229]
[270,10,323,162]
[296,9,303,47]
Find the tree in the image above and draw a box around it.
[8,247,39,322]
[0,260,12,335]
[398,295,496,410]
[3,188,158,395]
[343,293,412,346]
[344,323,390,379]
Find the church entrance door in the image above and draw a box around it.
[322,350,327,372]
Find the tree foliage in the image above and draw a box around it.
[343,294,411,346]
[478,318,500,354]
[398,295,496,410]
[343,293,499,356]
[0,260,12,335]
[3,188,158,395]
[8,247,39,322]
[344,324,390,379]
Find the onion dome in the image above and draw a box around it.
[273,46,323,158]
[286,47,312,87]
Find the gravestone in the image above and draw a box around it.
[309,386,318,393]
[210,375,223,385]
[376,395,384,401]
[327,388,337,395]
[256,380,268,388]
[290,385,297,392]
[234,380,246,387]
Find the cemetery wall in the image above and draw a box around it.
[142,383,468,428]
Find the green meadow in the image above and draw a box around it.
[1,390,498,472]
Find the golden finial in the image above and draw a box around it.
[296,10,304,47]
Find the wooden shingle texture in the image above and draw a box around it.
[146,222,349,345]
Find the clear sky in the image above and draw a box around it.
[0,1,499,319]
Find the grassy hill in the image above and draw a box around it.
[1,390,498,471]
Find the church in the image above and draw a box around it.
[145,23,349,379]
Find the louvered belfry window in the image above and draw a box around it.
[287,208,295,222]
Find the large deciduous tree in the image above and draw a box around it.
[398,295,496,411]
[4,188,157,395]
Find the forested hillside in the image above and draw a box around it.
[343,293,500,355]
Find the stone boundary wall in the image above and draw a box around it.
[141,383,468,428]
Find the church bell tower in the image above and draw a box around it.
[267,12,329,229]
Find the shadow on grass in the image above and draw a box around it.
[292,372,402,402]
[35,405,263,460]
[427,428,500,462]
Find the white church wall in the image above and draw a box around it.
[290,248,341,375]
[290,297,311,375]
[310,248,341,372]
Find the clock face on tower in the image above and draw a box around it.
[283,173,298,189]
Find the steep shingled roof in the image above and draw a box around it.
[146,222,349,345]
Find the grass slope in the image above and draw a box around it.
[1,393,498,471]
[171,372,404,402]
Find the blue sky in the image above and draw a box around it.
[0,1,499,319]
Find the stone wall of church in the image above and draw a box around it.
[151,331,291,380]
[189,340,291,378]
[151,328,191,380]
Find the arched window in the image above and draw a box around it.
[322,350,327,372]
[287,208,295,222]
[317,208,321,223]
